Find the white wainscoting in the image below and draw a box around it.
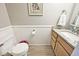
[12,25,52,45]
[0,26,16,55]
[0,25,53,55]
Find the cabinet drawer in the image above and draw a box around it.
[52,31,58,38]
[51,35,57,42]
[51,39,56,50]
[57,36,74,55]
[54,42,69,56]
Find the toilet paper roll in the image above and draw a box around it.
[32,31,36,35]
[32,29,36,35]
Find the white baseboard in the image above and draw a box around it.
[29,44,50,46]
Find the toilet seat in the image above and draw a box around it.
[11,43,29,56]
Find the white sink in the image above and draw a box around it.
[61,31,79,47]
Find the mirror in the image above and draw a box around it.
[70,4,79,28]
[71,12,79,27]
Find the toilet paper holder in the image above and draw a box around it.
[0,43,4,47]
[33,29,36,31]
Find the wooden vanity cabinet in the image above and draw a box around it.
[51,39,56,49]
[54,41,69,56]
[57,36,74,55]
[51,30,74,56]
[51,30,58,50]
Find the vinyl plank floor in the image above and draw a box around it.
[27,45,55,56]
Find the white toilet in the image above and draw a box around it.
[0,28,29,56]
[8,43,29,56]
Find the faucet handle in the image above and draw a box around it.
[76,29,79,35]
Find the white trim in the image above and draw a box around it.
[0,25,52,46]
[12,25,54,28]
[0,25,54,29]
[0,26,16,45]
[0,26,12,31]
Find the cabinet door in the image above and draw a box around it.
[54,42,69,56]
[52,31,58,38]
[51,39,56,50]
[51,35,57,42]
[57,36,74,55]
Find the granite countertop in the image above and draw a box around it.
[52,28,79,48]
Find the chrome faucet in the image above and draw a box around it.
[71,26,76,32]
[71,26,79,35]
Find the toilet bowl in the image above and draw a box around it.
[8,43,29,56]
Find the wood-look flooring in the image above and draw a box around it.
[27,45,55,56]
[2,45,54,56]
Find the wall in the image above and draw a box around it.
[0,4,16,55]
[6,3,74,26]
[5,3,74,45]
[0,26,16,55]
[12,25,51,45]
[0,3,10,28]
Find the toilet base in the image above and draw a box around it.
[8,52,28,56]
[8,43,29,56]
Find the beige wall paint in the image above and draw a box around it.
[6,3,74,26]
[0,3,10,28]
[5,3,75,45]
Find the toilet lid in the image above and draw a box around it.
[12,43,28,54]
